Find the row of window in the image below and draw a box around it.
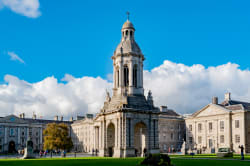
[162,133,182,141]
[0,128,40,137]
[115,65,138,88]
[189,120,240,132]
[189,134,241,145]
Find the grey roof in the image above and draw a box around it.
[122,20,135,30]
[220,100,250,111]
[114,38,142,56]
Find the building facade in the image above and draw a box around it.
[185,93,250,154]
[0,114,72,153]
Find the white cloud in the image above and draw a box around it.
[0,74,112,120]
[144,60,250,114]
[0,0,41,18]
[7,51,25,64]
[1,60,250,120]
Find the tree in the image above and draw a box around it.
[43,123,73,151]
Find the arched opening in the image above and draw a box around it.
[134,122,147,157]
[124,65,129,87]
[133,64,138,87]
[130,31,133,37]
[126,30,128,36]
[8,141,16,153]
[107,123,115,157]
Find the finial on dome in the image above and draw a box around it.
[126,11,130,21]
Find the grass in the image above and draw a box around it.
[0,157,249,166]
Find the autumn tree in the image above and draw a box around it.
[43,123,73,151]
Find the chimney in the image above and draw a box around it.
[212,97,218,104]
[60,116,63,121]
[160,106,168,112]
[54,115,58,121]
[225,92,231,101]
[19,113,25,119]
[32,113,36,120]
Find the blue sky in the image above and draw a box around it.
[1,0,250,83]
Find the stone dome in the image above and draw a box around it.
[122,20,135,30]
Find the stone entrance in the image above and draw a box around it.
[134,122,147,157]
[8,141,16,153]
[107,123,115,157]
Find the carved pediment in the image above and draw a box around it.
[192,104,230,118]
[0,115,28,124]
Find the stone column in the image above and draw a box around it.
[129,62,133,87]
[113,65,116,88]
[4,127,7,144]
[40,128,43,144]
[17,128,20,144]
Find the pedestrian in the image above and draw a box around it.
[39,150,43,158]
[239,145,244,160]
[92,148,94,156]
[95,149,98,156]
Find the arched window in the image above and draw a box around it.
[124,65,129,87]
[133,64,137,87]
[126,30,128,36]
[130,31,133,37]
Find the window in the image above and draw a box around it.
[126,30,128,36]
[36,132,39,137]
[198,123,202,132]
[133,65,137,87]
[209,139,213,148]
[130,31,133,37]
[220,135,224,143]
[189,137,193,144]
[123,65,129,87]
[0,127,2,135]
[163,133,166,140]
[235,135,240,143]
[178,133,181,141]
[198,136,202,144]
[163,144,167,151]
[220,121,224,131]
[22,131,25,136]
[29,128,32,137]
[209,122,213,132]
[171,133,174,140]
[235,120,240,128]
[189,125,192,131]
[9,128,15,136]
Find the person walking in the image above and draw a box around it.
[239,145,244,160]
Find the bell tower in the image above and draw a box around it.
[95,14,160,157]
[112,14,144,97]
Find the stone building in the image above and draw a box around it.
[158,106,185,153]
[0,113,72,153]
[185,92,250,154]
[71,18,185,157]
[71,114,94,153]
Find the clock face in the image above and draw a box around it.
[10,117,15,122]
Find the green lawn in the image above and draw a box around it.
[0,157,249,166]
